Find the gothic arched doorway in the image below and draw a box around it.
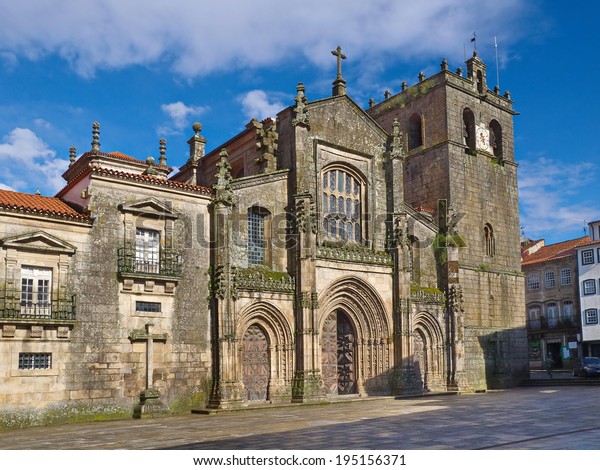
[242,324,270,401]
[321,310,357,395]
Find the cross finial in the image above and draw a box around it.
[331,45,347,79]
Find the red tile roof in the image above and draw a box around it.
[91,167,213,195]
[521,236,590,266]
[0,189,90,222]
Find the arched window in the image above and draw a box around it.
[408,113,423,150]
[476,70,484,94]
[463,108,476,152]
[489,120,503,158]
[322,167,363,243]
[484,223,495,257]
[248,206,271,265]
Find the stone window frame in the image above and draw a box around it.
[581,249,595,265]
[583,279,596,296]
[0,231,77,326]
[526,273,540,291]
[544,271,556,289]
[585,308,598,325]
[560,268,572,286]
[118,198,182,289]
[321,165,366,245]
[247,205,272,266]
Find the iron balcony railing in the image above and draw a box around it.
[527,314,580,331]
[117,246,182,277]
[0,288,76,321]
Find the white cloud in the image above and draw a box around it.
[0,128,68,194]
[239,90,285,121]
[159,101,208,134]
[34,118,53,129]
[518,156,600,242]
[0,1,532,79]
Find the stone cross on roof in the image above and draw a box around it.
[331,45,346,79]
[331,45,347,96]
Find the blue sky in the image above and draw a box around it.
[0,0,598,245]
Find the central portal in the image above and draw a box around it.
[321,310,357,395]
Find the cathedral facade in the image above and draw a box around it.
[0,51,527,425]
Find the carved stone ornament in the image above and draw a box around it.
[252,119,278,173]
[295,196,317,234]
[389,118,405,160]
[447,284,465,314]
[292,82,310,128]
[213,149,235,206]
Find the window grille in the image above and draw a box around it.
[136,301,161,313]
[248,209,266,265]
[18,353,52,370]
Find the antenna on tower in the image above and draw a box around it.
[494,36,500,89]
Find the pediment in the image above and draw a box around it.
[118,198,178,219]
[1,231,77,255]
[309,95,388,141]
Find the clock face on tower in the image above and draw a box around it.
[476,125,490,151]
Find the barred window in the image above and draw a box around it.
[248,207,269,265]
[582,249,595,265]
[19,353,52,370]
[527,274,540,291]
[322,168,362,243]
[544,271,555,289]
[136,301,161,313]
[585,309,598,325]
[560,268,572,286]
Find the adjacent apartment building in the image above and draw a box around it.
[577,221,600,357]
[522,236,589,369]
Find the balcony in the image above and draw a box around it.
[117,246,182,278]
[527,314,580,331]
[0,289,76,321]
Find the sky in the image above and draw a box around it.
[0,0,599,245]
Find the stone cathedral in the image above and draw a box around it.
[0,49,527,425]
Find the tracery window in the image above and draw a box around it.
[322,168,362,243]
